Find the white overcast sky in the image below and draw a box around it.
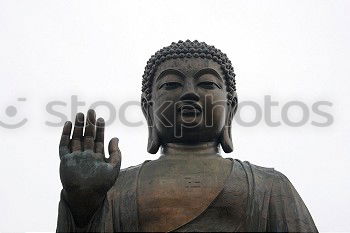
[0,0,349,232]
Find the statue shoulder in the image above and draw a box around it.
[107,161,151,197]
[119,164,141,175]
[233,159,275,175]
[233,159,292,186]
[232,160,317,232]
[119,160,152,174]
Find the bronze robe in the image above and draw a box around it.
[57,159,318,232]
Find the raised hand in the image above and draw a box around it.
[59,109,121,227]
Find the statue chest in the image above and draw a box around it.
[137,157,232,232]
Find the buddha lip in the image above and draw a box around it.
[177,102,202,113]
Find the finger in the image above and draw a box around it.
[84,109,96,150]
[108,138,121,168]
[71,112,84,152]
[95,117,105,154]
[59,121,72,158]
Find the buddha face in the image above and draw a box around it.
[147,58,232,144]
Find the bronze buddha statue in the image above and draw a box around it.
[57,40,317,232]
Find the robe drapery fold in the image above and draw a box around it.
[57,160,317,232]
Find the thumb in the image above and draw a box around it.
[108,137,121,169]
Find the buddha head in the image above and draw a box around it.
[141,40,237,154]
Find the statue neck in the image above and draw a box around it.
[160,142,221,158]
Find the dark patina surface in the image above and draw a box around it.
[57,40,317,232]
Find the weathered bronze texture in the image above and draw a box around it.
[57,40,318,232]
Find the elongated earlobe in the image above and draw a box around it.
[141,98,160,154]
[147,126,160,154]
[220,120,234,153]
[220,96,237,153]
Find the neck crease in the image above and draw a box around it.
[160,142,221,157]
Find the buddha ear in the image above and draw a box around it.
[141,97,160,154]
[220,93,238,153]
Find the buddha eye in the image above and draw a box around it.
[197,81,221,90]
[159,82,182,90]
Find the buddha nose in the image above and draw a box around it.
[180,85,200,102]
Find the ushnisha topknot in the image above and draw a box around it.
[141,40,237,105]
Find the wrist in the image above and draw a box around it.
[61,189,106,227]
